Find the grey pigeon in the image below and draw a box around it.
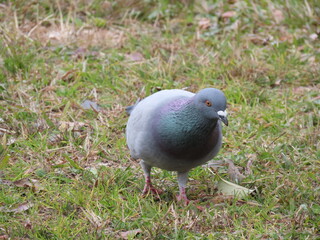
[126,88,228,203]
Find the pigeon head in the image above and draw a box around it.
[194,88,228,126]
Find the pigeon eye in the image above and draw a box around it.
[205,100,212,107]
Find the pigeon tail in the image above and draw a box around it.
[125,98,140,115]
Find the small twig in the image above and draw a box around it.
[0,128,16,135]
[27,14,54,37]
[267,131,286,148]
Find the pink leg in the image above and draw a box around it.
[140,160,163,196]
[176,172,190,205]
[177,174,203,209]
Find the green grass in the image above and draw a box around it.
[0,0,319,239]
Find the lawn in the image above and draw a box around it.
[0,0,319,239]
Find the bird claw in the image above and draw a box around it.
[176,194,204,210]
[176,194,190,205]
[142,184,163,196]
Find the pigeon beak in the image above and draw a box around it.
[217,110,228,126]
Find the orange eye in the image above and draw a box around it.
[205,100,212,107]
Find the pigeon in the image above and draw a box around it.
[126,88,228,203]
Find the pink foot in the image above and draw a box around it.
[176,193,190,205]
[176,187,190,205]
[176,193,204,210]
[142,176,163,196]
[142,184,163,195]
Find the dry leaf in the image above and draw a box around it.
[81,100,101,111]
[48,133,62,144]
[125,52,144,62]
[237,200,262,207]
[217,176,254,198]
[11,202,33,213]
[210,194,234,204]
[203,160,225,169]
[61,69,77,81]
[245,157,254,175]
[272,9,284,23]
[294,204,308,226]
[226,159,245,183]
[71,47,87,59]
[58,121,89,132]
[13,178,43,192]
[309,33,318,41]
[82,208,106,232]
[0,202,34,213]
[222,11,236,18]
[198,18,211,30]
[247,34,272,45]
[24,218,32,229]
[271,78,282,88]
[0,128,16,135]
[293,86,313,94]
[120,229,142,239]
[311,95,320,102]
[0,179,13,185]
[14,178,36,187]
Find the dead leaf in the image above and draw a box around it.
[279,33,293,42]
[0,128,16,135]
[125,52,144,62]
[311,95,320,103]
[13,178,43,192]
[0,235,9,240]
[82,208,107,232]
[293,86,313,94]
[0,202,33,213]
[24,218,32,229]
[294,204,308,226]
[246,34,272,46]
[48,133,62,144]
[203,160,225,169]
[13,202,34,213]
[272,9,284,23]
[271,78,282,88]
[58,121,89,132]
[0,179,13,185]
[309,33,318,41]
[198,18,211,30]
[222,11,236,19]
[71,47,87,59]
[245,157,254,175]
[120,229,142,239]
[226,159,245,184]
[210,194,234,204]
[217,176,254,198]
[81,100,101,112]
[237,200,262,207]
[14,178,36,187]
[33,119,49,131]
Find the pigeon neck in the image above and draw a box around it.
[153,98,219,160]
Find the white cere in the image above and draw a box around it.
[217,110,227,117]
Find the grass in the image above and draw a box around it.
[0,0,319,239]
